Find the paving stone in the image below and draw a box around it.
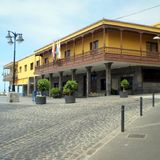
[0,96,158,160]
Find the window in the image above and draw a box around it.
[24,65,27,72]
[19,66,22,73]
[90,40,99,50]
[30,62,33,70]
[143,69,160,82]
[44,58,49,64]
[36,60,40,67]
[65,50,70,58]
[146,42,158,52]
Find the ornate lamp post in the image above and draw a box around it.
[6,31,24,92]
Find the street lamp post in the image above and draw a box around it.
[6,31,24,92]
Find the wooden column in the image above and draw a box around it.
[82,36,84,54]
[91,31,94,51]
[120,29,123,54]
[158,39,160,53]
[73,39,76,60]
[103,26,106,48]
[65,42,68,59]
[139,32,143,57]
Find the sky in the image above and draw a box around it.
[0,0,160,92]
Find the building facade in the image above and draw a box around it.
[3,54,40,95]
[3,19,160,96]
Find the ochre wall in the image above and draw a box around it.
[40,28,158,61]
[60,30,104,58]
[16,54,39,85]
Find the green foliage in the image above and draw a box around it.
[50,87,61,97]
[37,79,50,94]
[63,80,78,96]
[120,79,129,91]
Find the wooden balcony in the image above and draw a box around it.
[35,47,160,75]
[3,73,17,82]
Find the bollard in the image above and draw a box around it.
[121,105,125,132]
[140,97,143,116]
[152,93,155,107]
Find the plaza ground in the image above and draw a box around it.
[0,95,159,160]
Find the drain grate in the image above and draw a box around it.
[128,134,146,139]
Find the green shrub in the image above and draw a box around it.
[120,79,129,91]
[50,87,61,98]
[37,79,50,95]
[63,80,78,96]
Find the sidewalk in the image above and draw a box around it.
[89,104,160,160]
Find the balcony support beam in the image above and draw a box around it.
[120,29,123,54]
[91,31,94,50]
[158,39,160,53]
[86,66,92,97]
[104,62,112,96]
[82,36,84,54]
[103,26,106,48]
[139,32,143,56]
[65,42,68,57]
[73,39,76,59]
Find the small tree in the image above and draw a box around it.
[50,87,61,98]
[120,79,129,91]
[37,79,50,96]
[63,80,78,96]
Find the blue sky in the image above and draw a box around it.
[0,0,160,92]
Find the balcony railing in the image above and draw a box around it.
[35,47,160,75]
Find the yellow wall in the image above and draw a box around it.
[42,52,53,64]
[16,54,39,85]
[60,30,104,58]
[38,28,159,61]
[107,29,158,56]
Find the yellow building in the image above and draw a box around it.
[3,19,160,96]
[3,54,40,95]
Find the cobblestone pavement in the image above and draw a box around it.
[0,95,159,160]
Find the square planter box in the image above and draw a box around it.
[120,91,128,98]
[65,95,76,103]
[35,96,46,104]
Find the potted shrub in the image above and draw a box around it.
[50,87,62,98]
[36,78,50,104]
[63,80,78,103]
[120,79,129,98]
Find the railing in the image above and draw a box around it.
[3,73,17,81]
[35,47,160,74]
